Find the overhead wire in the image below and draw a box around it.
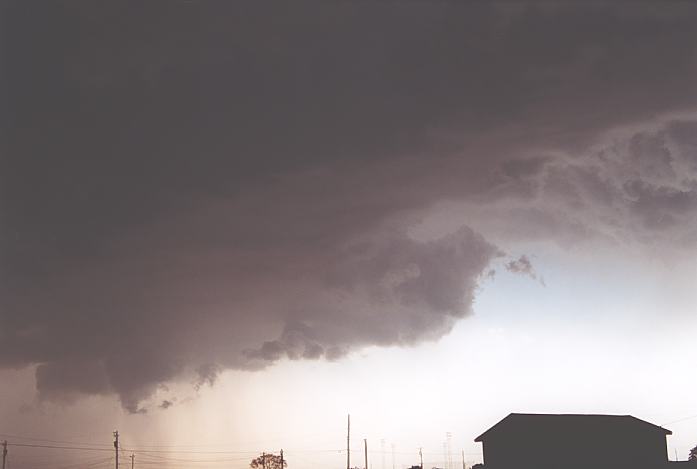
[0,434,112,448]
[2,430,483,469]
[134,452,253,464]
[6,443,114,453]
[14,454,110,467]
[661,413,697,426]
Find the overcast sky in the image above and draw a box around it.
[2,2,697,469]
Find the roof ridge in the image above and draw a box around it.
[474,413,672,442]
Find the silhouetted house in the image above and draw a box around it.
[474,413,672,469]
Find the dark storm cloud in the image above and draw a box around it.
[245,226,500,363]
[505,255,541,283]
[2,1,697,410]
[547,118,697,240]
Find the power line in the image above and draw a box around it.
[135,453,254,463]
[5,452,112,467]
[53,456,114,469]
[6,444,114,453]
[2,434,481,463]
[0,434,112,448]
[123,449,280,455]
[0,432,343,451]
[7,442,345,456]
[662,413,697,426]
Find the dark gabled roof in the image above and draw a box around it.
[474,413,672,442]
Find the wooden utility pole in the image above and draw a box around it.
[130,453,135,469]
[364,439,368,469]
[391,444,395,469]
[381,440,386,469]
[2,440,7,469]
[347,415,351,469]
[442,443,447,469]
[113,431,119,469]
[280,449,284,469]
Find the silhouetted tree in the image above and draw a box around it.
[250,453,287,469]
[689,444,697,461]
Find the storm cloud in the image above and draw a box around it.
[2,2,697,411]
[505,255,543,285]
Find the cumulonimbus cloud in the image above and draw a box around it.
[2,2,697,411]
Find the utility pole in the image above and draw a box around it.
[113,431,119,469]
[280,449,284,469]
[2,440,7,469]
[130,453,135,469]
[262,452,266,469]
[419,448,423,469]
[446,432,452,469]
[347,415,351,469]
[364,439,368,469]
[381,439,386,469]
[461,450,465,469]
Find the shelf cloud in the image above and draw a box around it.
[2,2,697,412]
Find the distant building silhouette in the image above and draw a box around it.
[474,413,672,469]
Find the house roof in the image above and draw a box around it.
[474,413,672,442]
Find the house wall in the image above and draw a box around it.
[481,429,668,469]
